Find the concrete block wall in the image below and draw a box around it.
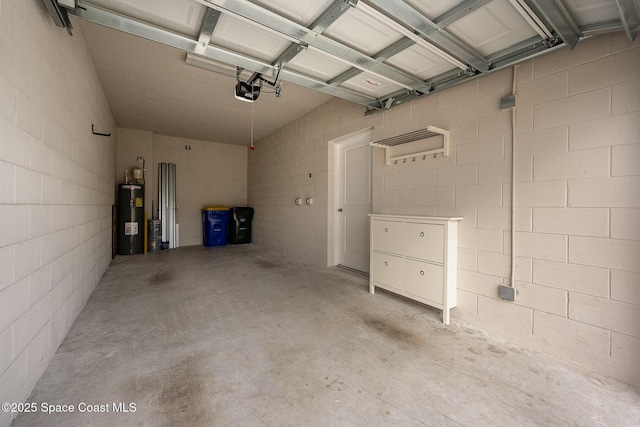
[117,130,248,247]
[0,1,116,426]
[248,33,639,386]
[248,98,381,266]
[372,34,640,386]
[524,35,640,382]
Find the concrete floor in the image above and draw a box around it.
[13,245,640,427]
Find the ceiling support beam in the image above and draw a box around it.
[486,36,563,69]
[579,20,626,38]
[198,0,432,93]
[273,43,309,69]
[309,0,358,34]
[360,0,490,72]
[524,0,581,48]
[365,68,475,114]
[197,8,222,47]
[42,0,74,35]
[433,0,493,28]
[70,2,376,106]
[508,0,554,39]
[615,0,639,41]
[357,2,468,70]
[271,0,356,70]
[327,37,416,86]
[366,32,567,113]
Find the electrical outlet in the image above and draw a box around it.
[306,198,313,205]
[295,198,302,205]
[499,285,516,301]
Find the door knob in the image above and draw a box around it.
[337,208,343,212]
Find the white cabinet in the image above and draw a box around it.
[369,214,462,325]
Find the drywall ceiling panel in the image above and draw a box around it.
[563,0,621,26]
[252,0,336,26]
[446,0,539,56]
[86,0,205,37]
[212,14,290,63]
[403,0,466,20]
[285,49,352,81]
[323,7,404,56]
[385,44,457,80]
[339,72,404,97]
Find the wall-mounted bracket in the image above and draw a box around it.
[371,126,449,165]
[91,124,111,137]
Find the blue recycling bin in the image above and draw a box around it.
[202,207,230,247]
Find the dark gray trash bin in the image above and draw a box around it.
[228,207,254,244]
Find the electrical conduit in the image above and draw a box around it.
[510,65,519,289]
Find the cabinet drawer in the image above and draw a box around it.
[371,219,403,255]
[404,259,444,304]
[371,252,403,291]
[405,222,444,263]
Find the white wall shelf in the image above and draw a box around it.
[370,126,450,165]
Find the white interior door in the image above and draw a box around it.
[335,130,372,273]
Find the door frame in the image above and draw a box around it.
[328,128,373,268]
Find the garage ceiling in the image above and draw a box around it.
[47,0,639,146]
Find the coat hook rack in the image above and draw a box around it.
[371,126,450,165]
[92,124,111,137]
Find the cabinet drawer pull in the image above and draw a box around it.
[420,270,425,275]
[384,261,389,266]
[420,231,425,237]
[384,228,388,232]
